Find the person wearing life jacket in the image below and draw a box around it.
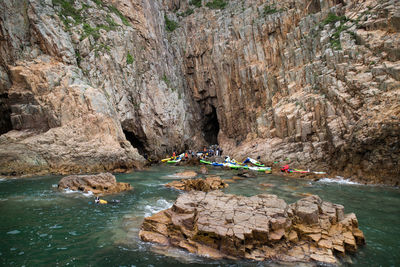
[281,164,290,173]
[172,151,176,159]
[184,152,188,160]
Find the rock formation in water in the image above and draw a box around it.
[0,0,399,184]
[165,175,228,191]
[58,172,132,194]
[140,191,365,264]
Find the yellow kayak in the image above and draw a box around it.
[99,199,107,204]
[161,157,171,162]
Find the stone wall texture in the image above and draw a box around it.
[0,0,399,184]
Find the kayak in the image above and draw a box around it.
[243,157,265,167]
[99,199,107,204]
[249,166,272,172]
[161,157,171,162]
[167,159,181,164]
[200,159,212,165]
[212,162,224,166]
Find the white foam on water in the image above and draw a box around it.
[63,188,94,197]
[64,188,76,194]
[7,230,21,235]
[143,198,173,217]
[0,178,6,182]
[52,184,58,188]
[83,191,93,197]
[318,177,359,185]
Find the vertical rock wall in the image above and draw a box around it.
[0,0,398,184]
[169,0,400,184]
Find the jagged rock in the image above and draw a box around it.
[140,192,365,264]
[0,0,398,185]
[58,173,132,195]
[173,171,197,179]
[165,176,228,192]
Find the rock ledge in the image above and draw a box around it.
[140,191,365,264]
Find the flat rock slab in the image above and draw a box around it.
[58,173,132,195]
[165,176,228,192]
[173,171,197,179]
[140,191,365,264]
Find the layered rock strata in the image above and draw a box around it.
[165,176,228,192]
[0,0,398,184]
[140,191,365,264]
[58,172,132,195]
[171,0,400,184]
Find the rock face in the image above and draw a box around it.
[58,172,131,195]
[165,176,228,192]
[172,0,400,184]
[0,0,399,184]
[140,191,365,264]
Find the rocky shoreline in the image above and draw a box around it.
[140,191,365,265]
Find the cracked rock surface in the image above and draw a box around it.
[140,191,365,264]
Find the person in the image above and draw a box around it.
[172,151,176,159]
[281,165,290,173]
[185,152,188,160]
[95,196,100,204]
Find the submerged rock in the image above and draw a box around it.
[58,173,132,195]
[165,176,228,192]
[140,191,365,264]
[173,171,197,179]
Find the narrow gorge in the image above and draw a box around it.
[0,0,399,185]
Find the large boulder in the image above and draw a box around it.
[140,191,365,264]
[165,176,228,192]
[58,173,132,195]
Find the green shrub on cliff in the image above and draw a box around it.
[189,0,202,8]
[165,15,179,32]
[126,53,134,64]
[206,0,227,10]
[178,8,194,17]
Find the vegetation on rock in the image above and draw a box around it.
[165,15,179,32]
[206,0,227,10]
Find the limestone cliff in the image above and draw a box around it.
[0,0,399,184]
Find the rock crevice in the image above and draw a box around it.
[140,191,365,264]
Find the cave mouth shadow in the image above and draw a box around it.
[123,130,146,156]
[0,93,12,135]
[203,106,220,145]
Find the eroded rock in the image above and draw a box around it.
[173,171,197,179]
[58,173,132,195]
[165,176,228,192]
[140,192,365,264]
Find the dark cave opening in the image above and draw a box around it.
[203,106,220,145]
[0,94,12,135]
[123,130,147,157]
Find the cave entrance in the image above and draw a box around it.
[203,106,220,145]
[123,130,147,157]
[0,94,12,135]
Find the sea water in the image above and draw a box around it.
[0,166,399,266]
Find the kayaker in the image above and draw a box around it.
[281,165,290,173]
[172,151,176,159]
[95,196,100,204]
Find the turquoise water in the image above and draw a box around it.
[0,166,399,266]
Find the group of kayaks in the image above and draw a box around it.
[200,157,272,173]
[161,153,186,164]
